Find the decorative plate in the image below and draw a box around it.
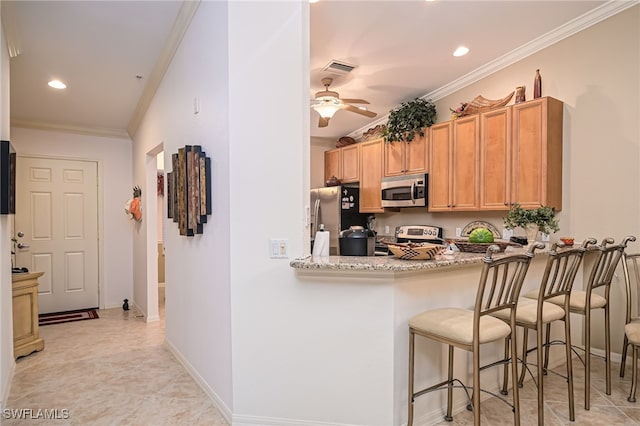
[461,221,501,238]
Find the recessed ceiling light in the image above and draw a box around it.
[48,80,67,89]
[453,46,469,57]
[309,0,319,3]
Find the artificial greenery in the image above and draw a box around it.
[503,203,560,234]
[383,98,437,143]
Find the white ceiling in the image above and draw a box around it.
[3,0,625,141]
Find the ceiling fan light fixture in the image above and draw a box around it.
[48,79,67,89]
[313,103,341,119]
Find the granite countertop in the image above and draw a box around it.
[289,248,535,272]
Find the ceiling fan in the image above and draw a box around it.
[310,77,377,127]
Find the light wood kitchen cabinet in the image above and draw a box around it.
[479,106,512,210]
[383,131,428,177]
[359,138,384,213]
[13,272,45,359]
[511,97,563,210]
[324,148,341,182]
[324,144,360,184]
[340,143,360,183]
[429,116,479,211]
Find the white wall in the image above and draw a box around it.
[0,11,14,409]
[9,127,134,309]
[227,1,309,422]
[131,0,234,415]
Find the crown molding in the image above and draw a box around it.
[348,0,639,141]
[11,119,131,140]
[127,0,201,137]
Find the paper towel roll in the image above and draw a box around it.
[312,228,330,257]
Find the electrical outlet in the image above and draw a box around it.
[455,228,462,237]
[270,239,288,258]
[384,225,390,234]
[541,233,550,242]
[502,228,513,239]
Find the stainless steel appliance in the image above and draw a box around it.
[310,186,370,255]
[381,173,427,208]
[395,225,445,245]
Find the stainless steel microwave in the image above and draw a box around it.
[381,173,427,208]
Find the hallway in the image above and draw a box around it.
[3,288,228,425]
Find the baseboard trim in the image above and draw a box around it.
[163,338,232,424]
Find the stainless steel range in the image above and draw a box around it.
[395,225,444,244]
[375,225,445,256]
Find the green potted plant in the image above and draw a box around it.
[504,203,559,242]
[383,98,437,143]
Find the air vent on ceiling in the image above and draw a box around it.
[322,60,356,76]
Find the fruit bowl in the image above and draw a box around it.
[452,239,521,253]
[386,242,444,260]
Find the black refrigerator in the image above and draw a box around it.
[310,186,369,255]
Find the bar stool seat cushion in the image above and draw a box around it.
[625,323,640,346]
[409,308,511,346]
[492,298,565,325]
[524,290,607,312]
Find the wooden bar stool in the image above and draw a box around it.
[407,243,543,425]
[543,236,636,409]
[495,239,594,425]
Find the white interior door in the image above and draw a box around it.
[15,156,99,314]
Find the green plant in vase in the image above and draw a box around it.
[504,203,559,243]
[383,98,437,143]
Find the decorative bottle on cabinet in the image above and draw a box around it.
[515,86,526,103]
[534,69,542,99]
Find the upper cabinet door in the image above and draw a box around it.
[479,107,511,210]
[384,141,405,177]
[405,132,428,175]
[383,131,428,177]
[359,138,384,213]
[450,115,479,210]
[428,122,453,211]
[340,144,360,183]
[324,148,341,182]
[511,97,563,210]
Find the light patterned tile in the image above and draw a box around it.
[4,297,228,426]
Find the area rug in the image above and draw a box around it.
[39,308,99,326]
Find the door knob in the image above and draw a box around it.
[17,243,29,249]
[17,231,24,238]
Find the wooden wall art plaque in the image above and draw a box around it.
[167,145,212,236]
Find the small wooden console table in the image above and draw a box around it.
[12,271,45,359]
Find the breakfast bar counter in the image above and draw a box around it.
[290,250,513,272]
[288,250,568,426]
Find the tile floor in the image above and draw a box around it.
[432,352,640,425]
[3,287,229,426]
[6,288,640,425]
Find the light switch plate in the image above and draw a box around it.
[270,239,288,258]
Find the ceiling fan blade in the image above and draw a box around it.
[318,116,329,127]
[343,104,377,118]
[340,98,370,104]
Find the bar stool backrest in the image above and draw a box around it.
[623,252,640,326]
[475,243,543,327]
[587,236,636,298]
[538,239,596,303]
